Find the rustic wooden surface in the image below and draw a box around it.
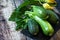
[0,13,11,40]
[0,0,60,40]
[50,29,60,40]
[0,0,26,40]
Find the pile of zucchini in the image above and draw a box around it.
[9,0,59,36]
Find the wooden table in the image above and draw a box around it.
[0,0,60,40]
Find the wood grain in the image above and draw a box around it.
[0,0,26,40]
[0,11,11,40]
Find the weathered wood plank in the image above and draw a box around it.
[0,0,26,40]
[0,10,11,40]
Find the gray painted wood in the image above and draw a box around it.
[0,0,26,40]
[0,10,11,40]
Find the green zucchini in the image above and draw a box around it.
[31,5,49,19]
[47,10,59,24]
[26,11,54,36]
[34,16,54,36]
[27,19,39,35]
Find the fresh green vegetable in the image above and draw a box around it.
[15,19,28,30]
[9,0,32,30]
[9,0,39,21]
[28,19,39,35]
[47,10,59,24]
[31,5,49,19]
[25,11,54,36]
[9,6,29,30]
[34,16,54,36]
[9,0,58,36]
[9,0,41,30]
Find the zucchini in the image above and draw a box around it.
[31,5,49,19]
[34,16,54,36]
[47,10,59,24]
[27,19,39,35]
[26,11,54,36]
